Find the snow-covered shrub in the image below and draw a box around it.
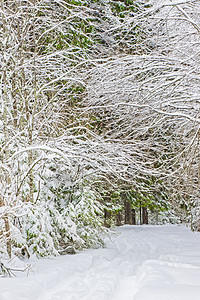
[17,158,105,257]
[20,188,105,256]
[20,200,84,257]
[67,187,105,248]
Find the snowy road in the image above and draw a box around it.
[1,225,200,300]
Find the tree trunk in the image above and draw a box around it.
[4,216,12,258]
[132,209,136,225]
[104,208,111,227]
[139,203,142,225]
[124,198,136,225]
[142,207,148,225]
[116,211,122,226]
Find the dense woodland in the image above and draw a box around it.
[0,0,200,266]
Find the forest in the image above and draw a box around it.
[0,0,200,269]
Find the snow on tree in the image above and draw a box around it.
[82,0,200,227]
[0,0,150,260]
[0,0,105,259]
[1,0,200,264]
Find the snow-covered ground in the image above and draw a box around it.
[1,225,200,300]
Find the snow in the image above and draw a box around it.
[1,225,200,300]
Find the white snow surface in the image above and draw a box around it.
[1,225,200,300]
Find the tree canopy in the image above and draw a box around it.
[0,0,200,265]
